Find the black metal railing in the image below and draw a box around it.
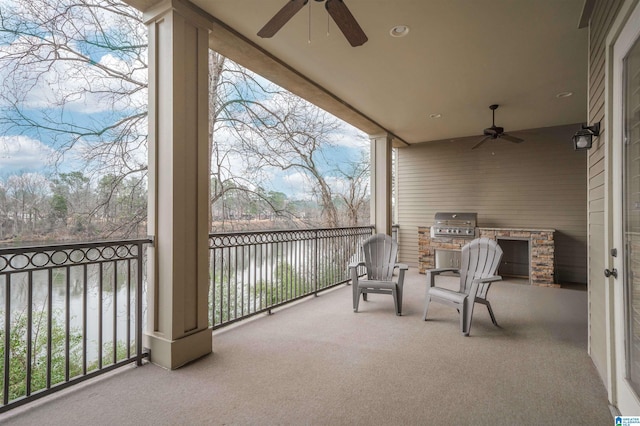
[208,226,374,329]
[0,239,151,412]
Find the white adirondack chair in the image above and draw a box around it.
[349,234,409,316]
[423,237,503,335]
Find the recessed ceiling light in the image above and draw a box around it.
[556,91,573,98]
[429,113,442,119]
[390,25,410,37]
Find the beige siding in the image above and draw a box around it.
[587,0,625,387]
[397,124,586,283]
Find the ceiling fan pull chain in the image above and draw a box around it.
[308,1,312,44]
[327,11,330,37]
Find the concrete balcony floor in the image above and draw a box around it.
[2,270,611,425]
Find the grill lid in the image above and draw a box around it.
[433,212,477,227]
[431,212,478,238]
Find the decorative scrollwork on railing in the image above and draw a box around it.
[0,240,151,273]
[207,226,375,329]
[208,226,374,249]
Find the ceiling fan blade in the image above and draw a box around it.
[325,0,368,47]
[500,133,524,143]
[257,0,308,38]
[472,136,491,150]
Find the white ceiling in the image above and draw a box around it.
[153,0,590,145]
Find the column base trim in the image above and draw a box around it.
[144,328,212,370]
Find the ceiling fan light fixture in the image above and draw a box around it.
[390,25,409,37]
[472,104,525,150]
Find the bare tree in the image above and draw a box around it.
[3,172,50,236]
[0,0,370,240]
[229,90,345,228]
[0,0,147,237]
[207,53,308,231]
[335,149,370,226]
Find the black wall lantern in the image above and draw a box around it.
[572,122,600,150]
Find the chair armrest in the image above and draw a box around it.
[348,261,365,270]
[426,268,459,288]
[469,275,502,299]
[395,263,409,270]
[428,267,459,275]
[473,275,502,284]
[348,261,365,287]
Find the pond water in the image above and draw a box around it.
[0,263,143,363]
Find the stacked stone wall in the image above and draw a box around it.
[417,227,556,287]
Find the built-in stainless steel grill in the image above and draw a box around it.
[430,212,478,238]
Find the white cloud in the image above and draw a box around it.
[0,41,146,115]
[0,135,55,171]
[281,172,314,199]
[328,124,369,148]
[282,172,308,187]
[0,4,147,115]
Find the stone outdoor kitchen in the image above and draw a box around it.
[418,226,556,287]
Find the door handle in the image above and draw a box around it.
[604,268,618,279]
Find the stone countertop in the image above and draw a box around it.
[418,226,555,233]
[479,227,555,233]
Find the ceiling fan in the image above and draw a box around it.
[257,0,368,47]
[472,104,524,150]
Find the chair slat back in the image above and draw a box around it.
[459,238,503,295]
[362,234,397,281]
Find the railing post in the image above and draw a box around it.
[136,241,144,366]
[4,275,10,406]
[314,230,319,296]
[46,269,52,390]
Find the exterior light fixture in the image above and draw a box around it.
[572,122,600,150]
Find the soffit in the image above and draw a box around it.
[147,0,589,145]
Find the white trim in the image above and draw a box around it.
[143,0,213,30]
[143,3,213,369]
[369,134,392,235]
[586,10,592,360]
[608,0,640,414]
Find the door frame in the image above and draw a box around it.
[608,0,640,414]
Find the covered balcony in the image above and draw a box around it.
[1,0,631,422]
[2,269,612,424]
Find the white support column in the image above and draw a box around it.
[370,133,393,235]
[144,0,212,369]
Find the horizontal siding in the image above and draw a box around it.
[397,124,587,284]
[587,0,625,389]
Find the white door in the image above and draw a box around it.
[612,0,640,414]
